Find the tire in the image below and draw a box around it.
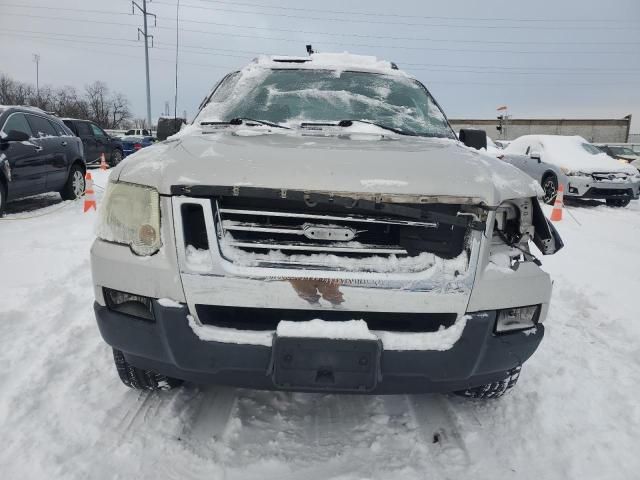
[454,366,521,399]
[0,180,6,217]
[110,149,123,167]
[112,349,183,391]
[541,174,558,205]
[606,198,631,208]
[60,163,86,200]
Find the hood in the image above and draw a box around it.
[555,152,638,174]
[114,130,541,206]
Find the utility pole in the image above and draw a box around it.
[32,54,40,98]
[174,0,180,123]
[132,0,156,129]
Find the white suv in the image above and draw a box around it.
[91,53,562,398]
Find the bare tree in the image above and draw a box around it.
[0,73,131,128]
[109,92,131,129]
[85,81,110,127]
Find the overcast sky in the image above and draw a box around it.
[1,0,639,131]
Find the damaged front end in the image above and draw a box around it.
[170,185,492,340]
[170,184,560,353]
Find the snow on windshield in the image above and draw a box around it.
[197,65,454,138]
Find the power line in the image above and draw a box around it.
[152,0,640,30]
[3,3,638,46]
[3,11,638,56]
[0,31,237,69]
[165,18,640,47]
[173,0,640,25]
[149,23,638,55]
[3,32,638,87]
[4,28,640,77]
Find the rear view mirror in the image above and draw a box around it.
[459,129,487,150]
[529,150,542,162]
[1,130,31,143]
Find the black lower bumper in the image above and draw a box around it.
[581,187,636,200]
[94,301,544,394]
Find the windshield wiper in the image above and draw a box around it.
[228,117,291,129]
[339,120,419,136]
[200,118,290,129]
[300,120,418,136]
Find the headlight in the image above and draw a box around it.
[560,168,590,177]
[104,287,153,321]
[97,181,162,256]
[495,305,540,333]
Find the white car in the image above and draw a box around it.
[90,53,563,398]
[504,135,640,207]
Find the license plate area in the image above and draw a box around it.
[272,336,381,392]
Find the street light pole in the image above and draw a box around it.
[33,53,40,98]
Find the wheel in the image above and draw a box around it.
[112,349,183,391]
[454,366,521,399]
[60,164,85,200]
[0,180,6,217]
[606,198,631,208]
[541,174,558,205]
[110,149,123,167]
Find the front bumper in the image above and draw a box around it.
[564,175,640,200]
[95,300,544,394]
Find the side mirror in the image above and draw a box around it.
[1,130,31,143]
[459,129,487,150]
[529,150,542,162]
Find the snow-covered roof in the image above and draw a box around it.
[252,52,409,77]
[0,105,48,114]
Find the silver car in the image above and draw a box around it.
[504,135,640,207]
[90,53,562,399]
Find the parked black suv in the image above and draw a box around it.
[0,106,86,216]
[62,118,124,167]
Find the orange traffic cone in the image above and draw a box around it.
[100,153,108,171]
[83,172,97,212]
[550,184,564,222]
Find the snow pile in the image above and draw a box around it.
[255,52,404,76]
[373,314,468,351]
[360,178,409,189]
[276,319,378,341]
[220,238,469,275]
[188,315,273,346]
[185,244,213,272]
[157,298,182,308]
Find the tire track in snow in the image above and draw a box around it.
[408,394,471,473]
[182,385,239,451]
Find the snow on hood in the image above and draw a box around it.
[113,130,540,206]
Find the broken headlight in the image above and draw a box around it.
[97,181,162,256]
[495,305,540,333]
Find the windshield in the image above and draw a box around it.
[198,69,455,138]
[609,146,636,156]
[581,143,603,155]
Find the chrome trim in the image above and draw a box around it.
[218,207,438,228]
[225,240,407,254]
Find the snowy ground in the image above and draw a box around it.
[1,169,639,479]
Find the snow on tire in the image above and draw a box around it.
[454,366,521,399]
[112,349,183,391]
